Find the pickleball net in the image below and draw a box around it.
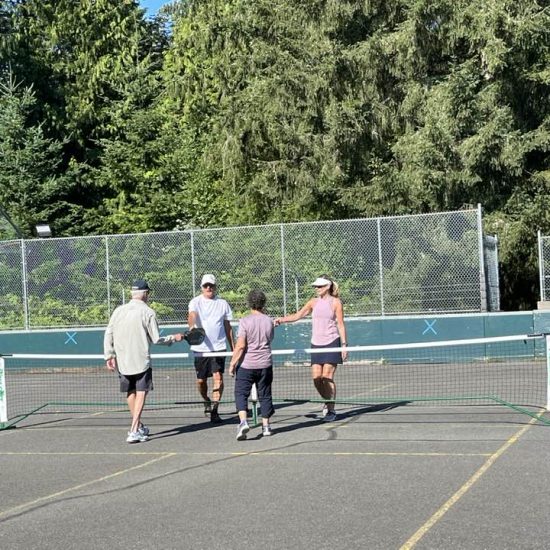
[1,333,549,429]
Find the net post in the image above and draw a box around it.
[546,334,550,412]
[251,383,258,426]
[0,357,7,429]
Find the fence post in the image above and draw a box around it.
[476,204,488,312]
[0,357,6,426]
[280,224,287,316]
[105,236,111,317]
[538,230,545,302]
[190,230,196,296]
[377,218,385,316]
[546,334,550,411]
[21,240,29,330]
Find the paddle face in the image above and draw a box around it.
[184,327,206,346]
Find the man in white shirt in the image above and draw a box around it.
[104,279,183,443]
[188,274,234,423]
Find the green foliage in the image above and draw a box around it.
[0,0,549,310]
[0,74,82,236]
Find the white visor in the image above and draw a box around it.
[311,277,331,287]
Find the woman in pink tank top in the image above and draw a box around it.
[275,275,347,422]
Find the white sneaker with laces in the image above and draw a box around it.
[236,421,250,441]
[126,431,149,443]
[262,425,272,437]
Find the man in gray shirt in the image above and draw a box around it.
[104,279,183,443]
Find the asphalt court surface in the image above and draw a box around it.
[1,404,550,549]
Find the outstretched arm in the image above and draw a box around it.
[274,299,315,326]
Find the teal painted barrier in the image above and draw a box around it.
[0,311,540,357]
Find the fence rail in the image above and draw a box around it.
[0,207,496,329]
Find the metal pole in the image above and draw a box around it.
[494,234,501,311]
[105,236,111,317]
[476,204,488,312]
[21,240,29,330]
[538,230,545,302]
[377,218,385,316]
[280,224,287,316]
[0,357,7,426]
[190,230,196,296]
[546,334,550,411]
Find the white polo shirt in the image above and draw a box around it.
[188,295,233,352]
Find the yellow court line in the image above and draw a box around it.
[234,451,491,457]
[0,450,491,457]
[400,414,541,550]
[0,453,176,520]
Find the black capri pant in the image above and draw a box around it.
[234,366,274,419]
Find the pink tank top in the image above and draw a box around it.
[311,296,339,345]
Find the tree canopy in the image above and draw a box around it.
[0,0,549,309]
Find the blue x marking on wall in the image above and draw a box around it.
[422,320,437,335]
[65,332,78,345]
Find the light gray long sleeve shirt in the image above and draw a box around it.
[103,299,174,375]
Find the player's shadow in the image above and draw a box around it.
[151,417,232,439]
[335,401,411,420]
[271,401,410,435]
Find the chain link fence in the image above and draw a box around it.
[0,207,496,329]
[538,231,550,302]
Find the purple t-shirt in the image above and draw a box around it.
[237,312,274,369]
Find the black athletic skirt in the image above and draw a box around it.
[310,338,342,366]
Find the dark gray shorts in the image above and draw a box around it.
[194,356,225,379]
[119,368,153,393]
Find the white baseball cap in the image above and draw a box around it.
[311,276,332,287]
[201,274,217,286]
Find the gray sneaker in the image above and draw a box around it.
[323,411,337,422]
[138,424,150,437]
[126,431,149,443]
[236,421,250,441]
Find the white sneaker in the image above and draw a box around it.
[138,424,150,437]
[126,431,149,443]
[321,404,328,418]
[262,425,272,437]
[236,422,250,441]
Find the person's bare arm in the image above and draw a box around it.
[224,319,235,351]
[334,299,347,361]
[229,336,246,375]
[274,299,315,325]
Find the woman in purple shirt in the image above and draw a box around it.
[275,275,347,422]
[229,290,275,440]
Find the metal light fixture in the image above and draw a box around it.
[34,223,52,238]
